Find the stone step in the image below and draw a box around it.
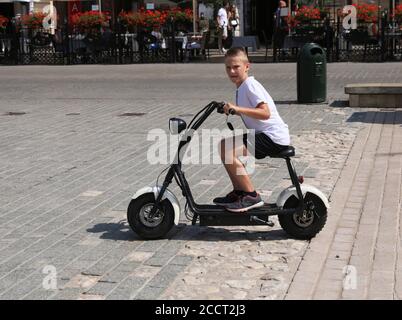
[345,83,402,108]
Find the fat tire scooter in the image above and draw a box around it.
[127,101,329,240]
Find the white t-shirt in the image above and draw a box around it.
[217,8,228,27]
[236,76,290,146]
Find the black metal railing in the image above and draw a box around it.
[1,17,401,65]
[0,22,202,65]
[272,14,402,63]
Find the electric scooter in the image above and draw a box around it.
[127,101,329,240]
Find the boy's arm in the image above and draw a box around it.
[224,102,271,120]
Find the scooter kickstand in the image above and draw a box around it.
[250,216,275,227]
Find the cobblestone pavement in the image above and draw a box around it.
[286,110,402,300]
[0,63,401,300]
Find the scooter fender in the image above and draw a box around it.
[276,184,330,209]
[132,186,181,226]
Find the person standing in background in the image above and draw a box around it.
[217,0,229,54]
[229,3,240,37]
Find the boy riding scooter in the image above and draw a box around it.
[214,47,290,213]
[128,49,328,240]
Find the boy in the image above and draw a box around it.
[214,47,290,213]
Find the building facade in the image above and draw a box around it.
[241,0,401,41]
[0,0,142,23]
[1,0,400,37]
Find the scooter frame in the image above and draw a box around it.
[148,101,307,227]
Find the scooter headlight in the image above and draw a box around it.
[169,118,187,135]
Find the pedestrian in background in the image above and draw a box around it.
[217,0,230,54]
[229,3,240,37]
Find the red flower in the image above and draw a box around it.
[21,12,48,29]
[340,4,379,23]
[294,6,322,24]
[393,4,402,22]
[354,4,379,23]
[70,11,110,31]
[0,14,8,30]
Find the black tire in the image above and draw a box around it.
[278,193,327,240]
[127,193,175,240]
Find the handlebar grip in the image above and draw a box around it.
[216,101,226,114]
[229,108,236,115]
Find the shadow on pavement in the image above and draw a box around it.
[172,225,289,242]
[87,221,290,242]
[329,100,349,108]
[347,110,402,124]
[86,221,141,241]
[275,100,298,105]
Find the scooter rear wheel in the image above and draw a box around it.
[127,193,174,240]
[279,193,327,240]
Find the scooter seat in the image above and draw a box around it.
[270,146,295,158]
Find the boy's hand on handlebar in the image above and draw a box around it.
[224,102,238,115]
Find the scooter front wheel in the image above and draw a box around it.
[127,193,175,240]
[279,193,327,240]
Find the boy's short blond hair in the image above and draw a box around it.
[224,47,249,63]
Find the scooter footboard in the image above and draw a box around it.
[276,184,330,209]
[132,186,181,225]
[200,214,271,226]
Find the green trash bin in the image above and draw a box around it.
[297,43,327,103]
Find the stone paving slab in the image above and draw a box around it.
[286,110,402,300]
[0,64,402,299]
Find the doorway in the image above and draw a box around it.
[248,0,277,44]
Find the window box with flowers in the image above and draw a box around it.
[293,6,321,25]
[118,11,143,32]
[338,3,379,25]
[0,15,8,34]
[140,9,167,30]
[354,3,379,36]
[21,12,54,47]
[289,6,324,38]
[166,7,193,29]
[354,3,379,24]
[21,12,47,30]
[118,8,193,33]
[393,4,402,29]
[70,10,111,41]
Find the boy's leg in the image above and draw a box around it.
[218,135,264,211]
[219,136,255,192]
